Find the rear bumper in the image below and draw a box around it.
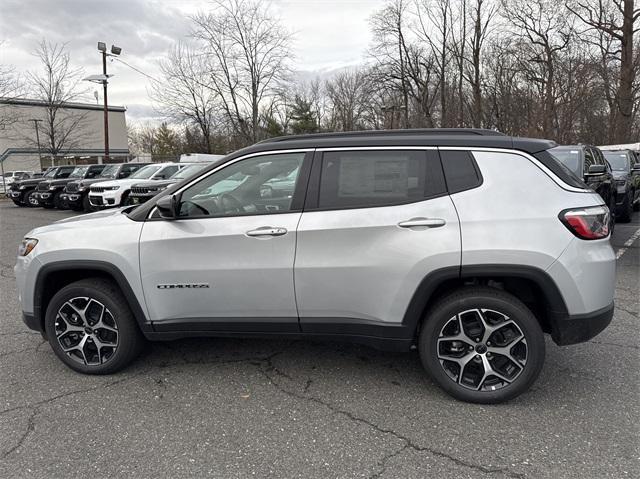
[551,302,614,345]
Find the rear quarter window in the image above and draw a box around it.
[439,150,483,193]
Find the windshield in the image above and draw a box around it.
[99,165,119,178]
[603,152,629,171]
[129,164,162,180]
[549,148,582,176]
[69,166,89,178]
[44,169,57,178]
[170,164,207,180]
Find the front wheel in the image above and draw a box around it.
[44,278,144,374]
[419,287,545,404]
[25,190,39,207]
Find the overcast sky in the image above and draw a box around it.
[0,0,384,124]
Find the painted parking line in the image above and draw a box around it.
[616,227,640,259]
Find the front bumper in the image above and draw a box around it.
[35,191,53,204]
[8,191,23,199]
[551,302,614,345]
[89,193,118,207]
[22,312,43,333]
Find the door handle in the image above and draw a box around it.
[246,226,288,237]
[397,217,446,228]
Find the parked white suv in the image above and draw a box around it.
[88,163,186,208]
[14,130,615,403]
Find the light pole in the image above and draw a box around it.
[29,118,44,167]
[84,42,121,164]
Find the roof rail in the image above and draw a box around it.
[258,128,506,144]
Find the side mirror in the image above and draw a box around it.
[632,163,640,172]
[586,164,606,175]
[156,194,179,219]
[118,172,127,178]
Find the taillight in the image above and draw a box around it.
[559,206,610,240]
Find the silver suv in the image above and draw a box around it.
[15,129,615,403]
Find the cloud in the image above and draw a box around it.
[1,0,384,125]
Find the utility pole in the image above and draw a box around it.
[89,43,121,164]
[29,118,44,168]
[101,46,110,162]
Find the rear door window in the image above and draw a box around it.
[316,150,445,209]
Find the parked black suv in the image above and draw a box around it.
[602,150,640,221]
[35,164,107,209]
[549,145,616,218]
[8,166,76,207]
[62,163,151,212]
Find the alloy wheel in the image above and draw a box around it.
[54,297,119,366]
[437,308,527,391]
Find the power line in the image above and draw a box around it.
[111,57,160,83]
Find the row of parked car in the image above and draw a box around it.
[549,145,640,223]
[5,162,213,212]
[4,145,640,223]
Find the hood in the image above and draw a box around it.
[91,178,142,189]
[55,207,130,225]
[12,178,44,188]
[132,179,176,189]
[74,178,113,188]
[48,177,77,187]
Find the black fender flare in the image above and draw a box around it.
[33,260,152,333]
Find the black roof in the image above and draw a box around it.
[238,129,555,156]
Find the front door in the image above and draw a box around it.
[139,151,312,332]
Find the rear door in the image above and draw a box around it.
[294,148,461,336]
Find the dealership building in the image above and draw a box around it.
[0,98,130,173]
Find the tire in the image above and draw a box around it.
[633,191,639,212]
[82,194,93,213]
[419,287,545,404]
[11,199,25,207]
[618,193,632,223]
[609,196,616,235]
[24,190,40,208]
[119,192,129,207]
[52,191,64,209]
[44,278,144,374]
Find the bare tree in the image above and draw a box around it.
[568,0,639,142]
[25,41,89,160]
[369,0,411,127]
[152,42,220,153]
[0,41,23,132]
[192,0,293,144]
[325,69,377,131]
[501,0,573,138]
[415,0,454,127]
[465,0,497,127]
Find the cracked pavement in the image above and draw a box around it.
[0,202,638,478]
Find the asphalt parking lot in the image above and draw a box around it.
[0,201,638,479]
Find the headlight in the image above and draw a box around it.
[19,185,27,190]
[18,238,38,257]
[615,179,626,186]
[49,186,57,191]
[78,186,86,192]
[105,186,120,191]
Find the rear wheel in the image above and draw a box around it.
[44,278,144,374]
[419,287,545,404]
[618,193,633,223]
